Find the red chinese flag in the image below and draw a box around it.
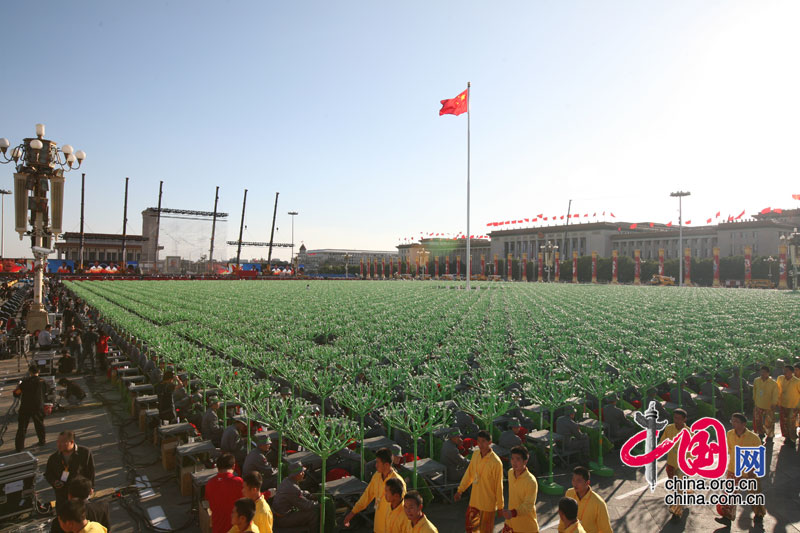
[774,208,783,214]
[439,89,469,116]
[760,207,771,214]
[543,217,548,221]
[686,220,692,225]
[505,221,510,225]
[560,216,564,220]
[486,223,492,227]
[573,214,579,218]
[649,222,654,228]
[537,213,543,218]
[706,218,712,224]
[584,213,588,217]
[666,221,673,227]
[524,218,529,222]
[735,210,745,219]
[630,223,638,229]
[610,212,616,218]
[727,215,733,222]
[715,211,720,218]
[793,194,800,200]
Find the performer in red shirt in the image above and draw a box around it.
[204,453,244,533]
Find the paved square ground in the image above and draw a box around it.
[0,353,797,532]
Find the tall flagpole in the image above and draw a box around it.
[466,81,471,290]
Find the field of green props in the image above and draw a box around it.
[64,280,799,386]
[64,280,800,514]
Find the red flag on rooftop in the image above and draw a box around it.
[610,212,616,217]
[774,208,783,214]
[715,211,720,218]
[537,213,543,218]
[439,89,469,116]
[666,221,673,227]
[630,223,638,229]
[706,218,712,224]
[686,220,692,225]
[793,194,800,200]
[760,207,771,214]
[735,209,745,219]
[593,212,596,217]
[649,222,654,228]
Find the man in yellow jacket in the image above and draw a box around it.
[777,365,800,445]
[557,498,587,533]
[455,430,504,533]
[345,448,406,533]
[752,366,779,441]
[384,477,409,533]
[403,491,438,533]
[658,408,691,519]
[243,472,273,533]
[558,467,611,533]
[716,413,766,525]
[56,500,107,533]
[501,445,539,533]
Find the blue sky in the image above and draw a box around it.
[2,1,799,260]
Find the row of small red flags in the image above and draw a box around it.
[400,197,798,242]
[485,211,615,227]
[400,233,490,242]
[627,206,788,230]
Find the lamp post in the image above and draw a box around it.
[765,256,776,285]
[780,229,800,291]
[344,253,351,279]
[419,249,430,280]
[288,211,298,270]
[0,189,11,258]
[540,241,557,282]
[0,124,86,331]
[670,191,690,286]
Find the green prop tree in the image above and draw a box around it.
[336,382,391,480]
[570,357,618,477]
[456,389,512,432]
[291,414,359,533]
[521,371,575,495]
[294,357,342,418]
[250,392,311,484]
[406,373,456,458]
[382,400,450,488]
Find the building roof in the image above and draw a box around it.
[488,221,626,237]
[303,249,398,255]
[397,238,489,249]
[59,232,147,242]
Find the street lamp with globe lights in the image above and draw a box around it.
[780,229,800,291]
[540,241,558,282]
[0,124,86,331]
